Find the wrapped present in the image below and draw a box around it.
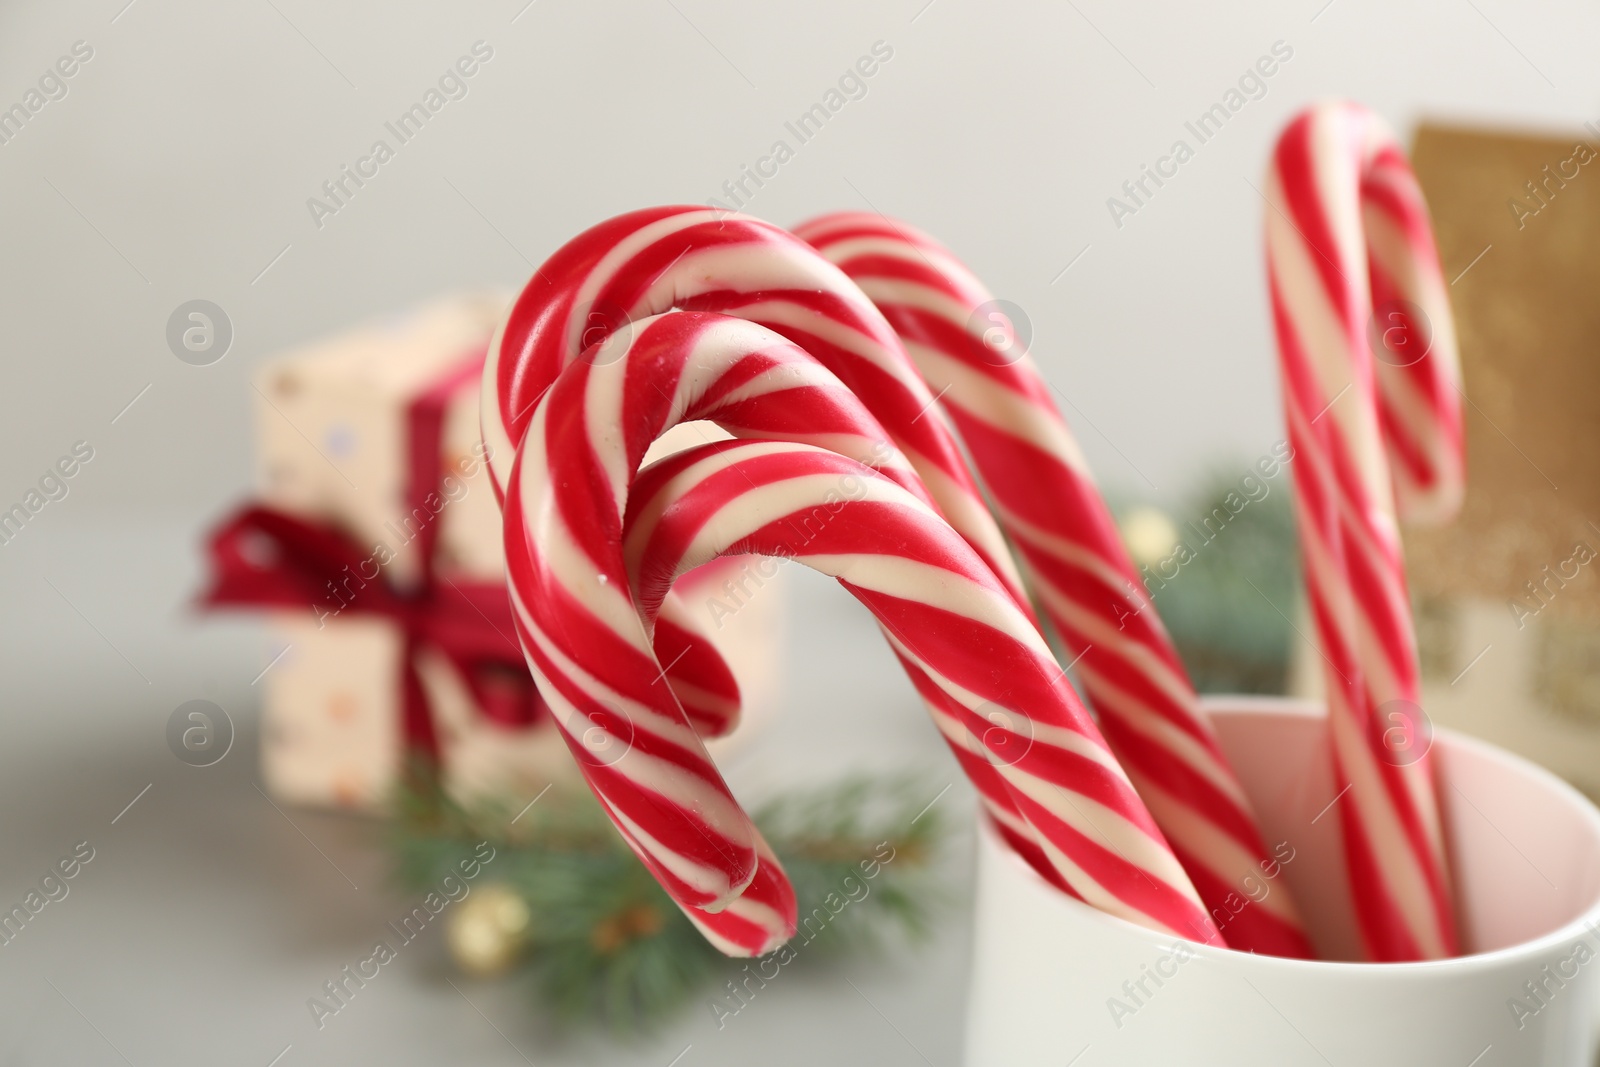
[253,293,507,588]
[1404,122,1600,797]
[203,294,783,811]
[1403,122,1600,625]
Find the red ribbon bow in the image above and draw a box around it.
[199,344,542,758]
[200,504,544,754]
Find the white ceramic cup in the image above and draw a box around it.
[964,698,1600,1066]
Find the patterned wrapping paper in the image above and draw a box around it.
[244,293,783,811]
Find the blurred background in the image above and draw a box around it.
[1,0,1596,1063]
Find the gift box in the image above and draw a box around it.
[254,292,508,589]
[205,294,783,812]
[234,292,554,810]
[1403,123,1600,798]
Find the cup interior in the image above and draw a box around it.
[1207,697,1600,961]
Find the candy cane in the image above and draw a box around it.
[480,206,1029,612]
[623,439,1218,944]
[499,309,1220,951]
[478,206,1036,827]
[795,213,1314,957]
[499,309,1010,953]
[1265,100,1463,961]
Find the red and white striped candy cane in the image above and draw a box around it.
[796,213,1314,957]
[497,310,1010,953]
[479,206,1037,794]
[500,309,1220,950]
[623,438,1218,944]
[480,206,1029,613]
[1265,100,1464,961]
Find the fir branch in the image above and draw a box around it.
[1114,467,1302,694]
[389,772,950,1032]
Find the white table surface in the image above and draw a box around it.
[0,515,979,1066]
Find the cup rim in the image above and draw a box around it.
[982,697,1600,973]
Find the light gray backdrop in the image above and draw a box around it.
[0,1,1590,1064]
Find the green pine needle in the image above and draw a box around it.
[1119,467,1302,694]
[389,772,949,1033]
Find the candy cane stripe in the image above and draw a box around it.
[796,212,1310,956]
[625,438,1217,942]
[1266,101,1463,961]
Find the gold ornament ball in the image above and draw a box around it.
[1121,506,1179,568]
[447,883,532,977]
